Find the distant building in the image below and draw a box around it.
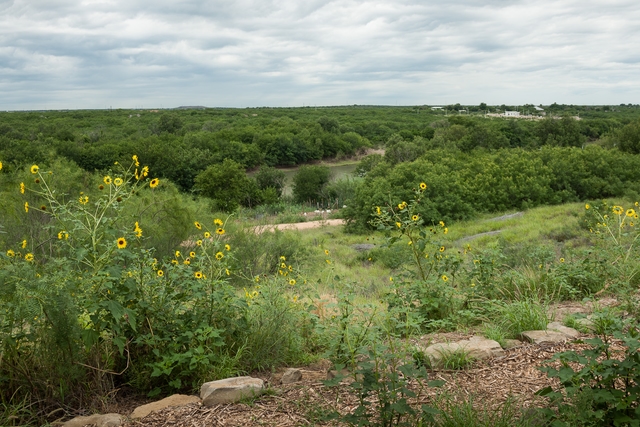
[534,106,544,111]
[431,106,444,110]
[504,111,520,117]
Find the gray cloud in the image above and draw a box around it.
[1,0,639,109]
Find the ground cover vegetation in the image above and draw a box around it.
[1,104,640,425]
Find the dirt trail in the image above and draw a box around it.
[253,219,345,234]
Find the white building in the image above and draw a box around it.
[504,111,520,117]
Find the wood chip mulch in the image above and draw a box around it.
[116,340,595,427]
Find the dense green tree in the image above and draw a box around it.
[194,159,256,212]
[255,165,286,197]
[292,165,331,203]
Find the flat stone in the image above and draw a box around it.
[130,394,200,419]
[63,413,123,427]
[200,376,264,406]
[420,336,504,364]
[521,330,572,344]
[281,368,302,384]
[575,317,594,331]
[502,339,522,349]
[547,322,580,338]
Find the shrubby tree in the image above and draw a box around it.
[292,165,331,203]
[255,165,286,198]
[195,159,258,212]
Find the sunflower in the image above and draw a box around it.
[20,182,25,194]
[149,178,159,188]
[21,239,27,249]
[324,249,330,255]
[134,222,142,237]
[585,204,590,210]
[114,178,124,186]
[171,259,178,265]
[225,268,230,276]
[560,258,565,263]
[57,230,69,240]
[612,206,623,215]
[439,246,445,252]
[439,221,445,227]
[280,255,286,261]
[24,253,34,262]
[214,218,223,226]
[117,237,127,249]
[419,182,427,190]
[216,228,225,235]
[225,244,231,251]
[376,206,381,215]
[444,227,448,234]
[281,262,287,269]
[79,196,89,205]
[183,259,190,265]
[396,222,402,228]
[289,279,296,285]
[103,176,112,185]
[7,249,15,257]
[194,271,203,279]
[24,202,29,212]
[626,209,636,217]
[441,275,448,282]
[0,161,2,170]
[215,252,224,260]
[141,166,149,177]
[157,270,164,277]
[30,165,39,174]
[412,215,419,221]
[175,250,181,258]
[196,239,203,246]
[194,221,202,229]
[397,202,407,210]
[189,251,196,258]
[204,231,211,238]
[132,154,139,167]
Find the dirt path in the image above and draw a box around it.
[253,219,345,234]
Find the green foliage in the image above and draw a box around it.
[538,315,640,426]
[429,396,540,427]
[194,158,259,211]
[254,165,286,198]
[437,348,474,370]
[292,165,331,204]
[488,299,550,339]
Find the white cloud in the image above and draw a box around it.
[1,0,639,109]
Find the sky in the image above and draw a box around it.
[1,0,639,110]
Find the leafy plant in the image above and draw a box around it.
[538,317,640,426]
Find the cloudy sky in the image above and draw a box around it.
[1,0,639,109]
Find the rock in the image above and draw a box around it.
[63,413,123,427]
[502,339,522,349]
[521,330,573,344]
[547,322,580,338]
[130,394,200,419]
[575,317,595,331]
[200,376,264,406]
[420,336,504,364]
[352,243,376,251]
[281,368,302,384]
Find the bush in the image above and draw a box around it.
[194,158,259,211]
[292,165,331,204]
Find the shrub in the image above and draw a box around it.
[292,165,331,204]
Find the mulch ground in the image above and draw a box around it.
[97,340,599,427]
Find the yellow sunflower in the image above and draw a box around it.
[25,253,34,262]
[225,244,231,251]
[157,270,164,277]
[289,279,296,285]
[104,176,112,185]
[214,218,223,226]
[585,204,590,210]
[216,228,225,235]
[189,251,196,258]
[324,249,329,255]
[412,215,419,221]
[149,178,159,188]
[626,209,636,217]
[7,249,15,257]
[132,154,139,167]
[215,252,224,260]
[612,206,623,215]
[30,165,39,174]
[117,237,127,249]
[439,246,445,252]
[204,231,211,238]
[441,275,448,282]
[194,221,202,229]
[194,271,203,279]
[24,202,29,212]
[114,178,123,186]
[419,182,427,190]
[196,239,203,246]
[20,182,25,194]
[21,239,27,249]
